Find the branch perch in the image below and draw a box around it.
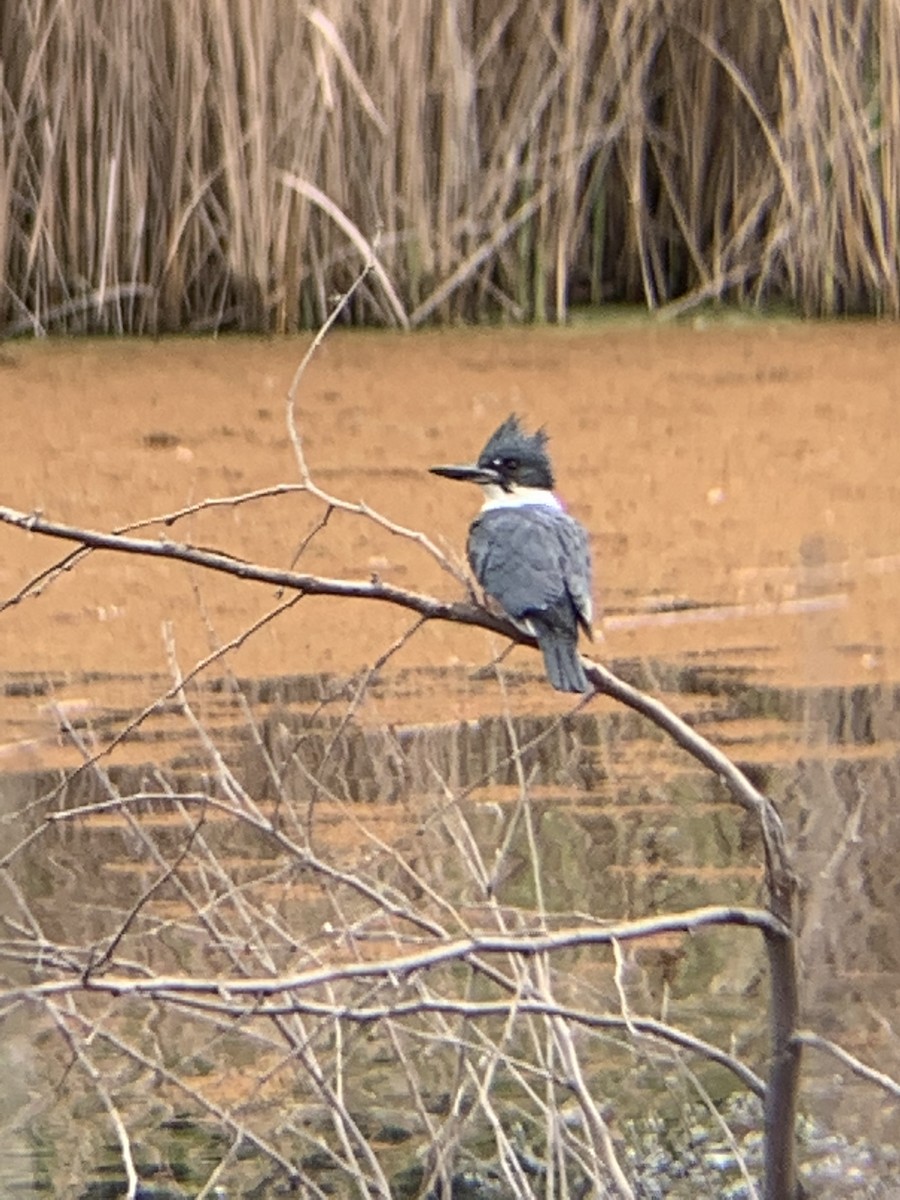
[0,495,803,1199]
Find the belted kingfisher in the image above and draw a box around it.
[430,414,594,693]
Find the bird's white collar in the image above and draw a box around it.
[480,484,563,511]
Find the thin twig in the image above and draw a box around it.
[796,1030,900,1099]
[0,503,482,624]
[48,1001,140,1200]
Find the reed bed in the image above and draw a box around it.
[2,0,899,333]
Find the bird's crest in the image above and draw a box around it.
[477,414,551,476]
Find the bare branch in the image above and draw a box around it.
[57,1004,302,1185]
[281,277,463,581]
[584,659,796,923]
[48,1002,140,1200]
[232,992,756,1097]
[85,811,207,978]
[7,905,788,1007]
[0,503,484,628]
[119,483,309,533]
[796,1030,900,1099]
[581,658,802,1200]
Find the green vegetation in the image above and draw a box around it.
[2,0,899,333]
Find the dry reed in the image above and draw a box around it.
[2,0,899,333]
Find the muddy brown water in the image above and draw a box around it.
[2,319,900,1194]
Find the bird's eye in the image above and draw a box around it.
[502,456,519,472]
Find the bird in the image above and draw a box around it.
[430,414,594,693]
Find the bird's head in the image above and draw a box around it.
[430,414,555,494]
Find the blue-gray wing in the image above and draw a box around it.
[467,506,593,635]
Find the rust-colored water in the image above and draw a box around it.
[1,319,899,696]
[2,320,900,1191]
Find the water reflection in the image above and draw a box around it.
[1,659,899,1195]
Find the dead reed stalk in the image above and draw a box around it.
[2,0,899,333]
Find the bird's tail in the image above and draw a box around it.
[533,624,591,693]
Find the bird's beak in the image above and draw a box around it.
[429,463,502,485]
